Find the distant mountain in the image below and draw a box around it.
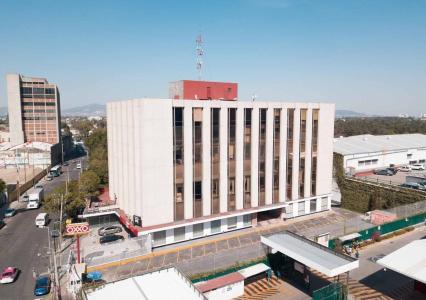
[335,110,367,118]
[61,103,106,116]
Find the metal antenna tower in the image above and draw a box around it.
[196,35,204,80]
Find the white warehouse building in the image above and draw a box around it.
[333,134,426,174]
[107,98,335,247]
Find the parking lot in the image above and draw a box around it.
[357,168,426,186]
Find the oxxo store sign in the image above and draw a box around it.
[65,222,90,264]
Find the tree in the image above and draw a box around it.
[0,179,6,193]
[84,128,109,184]
[44,181,86,219]
[80,170,100,197]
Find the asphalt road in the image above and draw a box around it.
[0,155,87,300]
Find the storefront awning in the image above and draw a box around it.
[261,231,359,277]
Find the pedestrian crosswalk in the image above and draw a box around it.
[234,277,282,300]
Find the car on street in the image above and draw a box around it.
[0,267,19,284]
[98,225,123,236]
[99,234,124,244]
[76,163,81,169]
[400,182,426,190]
[3,208,17,218]
[373,169,394,176]
[399,165,411,172]
[411,164,425,171]
[387,167,398,174]
[46,174,53,181]
[34,276,51,296]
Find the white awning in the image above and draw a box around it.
[338,233,361,243]
[377,240,426,284]
[261,231,359,277]
[238,263,270,279]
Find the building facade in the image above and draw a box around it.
[333,134,426,174]
[107,99,334,246]
[6,74,61,145]
[169,80,238,101]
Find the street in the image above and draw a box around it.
[0,155,87,300]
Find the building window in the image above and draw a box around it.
[228,108,236,211]
[310,199,317,213]
[173,107,184,221]
[153,231,166,247]
[174,227,186,242]
[243,214,252,226]
[193,223,204,238]
[193,108,203,218]
[287,109,294,200]
[321,197,328,210]
[298,201,305,216]
[299,109,307,197]
[273,109,281,203]
[227,217,237,230]
[311,109,319,196]
[211,220,221,234]
[211,108,220,214]
[259,109,267,206]
[243,109,252,208]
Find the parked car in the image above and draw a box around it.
[76,163,81,169]
[46,174,53,181]
[0,267,19,284]
[411,164,425,171]
[98,225,123,236]
[400,182,426,190]
[386,167,398,174]
[373,169,393,176]
[99,234,124,244]
[4,208,17,218]
[399,165,411,172]
[34,276,51,296]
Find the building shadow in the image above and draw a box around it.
[360,268,413,298]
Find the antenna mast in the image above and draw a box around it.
[196,35,204,80]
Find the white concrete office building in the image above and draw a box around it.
[107,99,335,247]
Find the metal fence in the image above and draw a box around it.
[312,282,347,300]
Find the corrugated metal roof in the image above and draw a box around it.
[377,240,426,284]
[333,134,426,155]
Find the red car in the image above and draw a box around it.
[0,267,19,284]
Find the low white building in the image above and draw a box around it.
[83,267,206,300]
[333,134,426,174]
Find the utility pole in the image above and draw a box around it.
[59,195,64,250]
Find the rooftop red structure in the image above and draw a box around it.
[169,80,238,101]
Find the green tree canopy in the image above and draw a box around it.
[80,170,100,197]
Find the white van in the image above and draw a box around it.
[27,200,40,209]
[35,213,49,227]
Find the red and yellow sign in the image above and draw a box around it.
[65,222,90,235]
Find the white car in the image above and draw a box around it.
[76,163,81,169]
[399,165,411,172]
[411,164,425,171]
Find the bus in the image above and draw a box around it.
[49,165,62,177]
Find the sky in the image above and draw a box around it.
[0,0,425,116]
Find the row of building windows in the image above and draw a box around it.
[23,109,56,113]
[22,101,56,106]
[358,159,378,167]
[152,215,252,247]
[23,116,57,121]
[172,107,320,221]
[21,87,55,95]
